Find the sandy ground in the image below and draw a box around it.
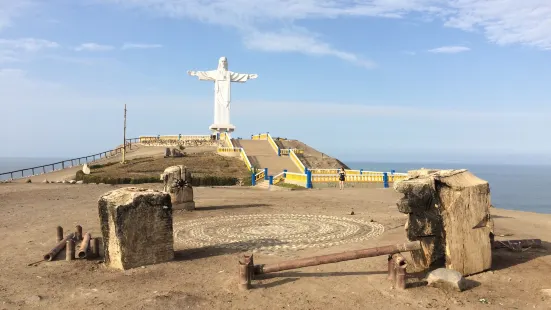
[0,183,550,310]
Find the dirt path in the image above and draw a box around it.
[0,184,549,309]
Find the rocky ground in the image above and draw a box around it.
[0,183,549,310]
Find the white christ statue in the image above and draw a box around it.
[187,56,258,133]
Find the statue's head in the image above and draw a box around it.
[218,57,228,70]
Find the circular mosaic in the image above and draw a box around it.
[173,214,385,254]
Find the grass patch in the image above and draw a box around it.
[275,182,307,190]
[76,153,251,186]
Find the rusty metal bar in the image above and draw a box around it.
[238,255,253,290]
[77,232,91,259]
[254,241,421,275]
[43,233,75,261]
[90,238,100,258]
[392,254,407,290]
[66,240,75,261]
[56,226,63,243]
[387,255,396,281]
[493,239,542,249]
[75,225,83,241]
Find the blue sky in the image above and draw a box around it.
[1,0,551,164]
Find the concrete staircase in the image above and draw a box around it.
[234,139,300,175]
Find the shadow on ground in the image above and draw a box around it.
[195,203,271,211]
[253,271,387,289]
[491,240,550,271]
[174,238,287,261]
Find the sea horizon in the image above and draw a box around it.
[1,157,549,215]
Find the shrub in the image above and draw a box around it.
[89,161,118,169]
[75,170,85,181]
[79,174,237,186]
[241,175,253,186]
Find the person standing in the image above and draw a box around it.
[338,167,346,190]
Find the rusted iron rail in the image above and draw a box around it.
[0,138,139,181]
[43,232,75,261]
[254,241,421,275]
[78,233,92,259]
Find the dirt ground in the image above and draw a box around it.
[0,183,550,310]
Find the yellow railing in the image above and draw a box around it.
[240,148,253,171]
[389,174,409,182]
[289,150,306,172]
[309,169,369,175]
[221,132,234,148]
[140,135,211,142]
[311,173,385,183]
[310,171,408,183]
[280,149,304,155]
[252,133,268,140]
[255,169,265,182]
[217,147,240,153]
[285,172,308,186]
[266,133,280,155]
[273,172,285,185]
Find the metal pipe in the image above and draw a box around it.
[75,225,83,241]
[238,255,253,290]
[395,265,407,290]
[77,233,91,259]
[493,239,541,249]
[255,241,421,275]
[387,255,396,281]
[43,233,75,261]
[90,238,100,258]
[393,254,407,289]
[66,239,75,261]
[56,226,63,243]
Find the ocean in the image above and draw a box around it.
[1,158,549,214]
[347,162,551,214]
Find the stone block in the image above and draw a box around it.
[394,169,492,276]
[98,187,174,270]
[160,165,195,211]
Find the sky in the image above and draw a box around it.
[1,0,551,165]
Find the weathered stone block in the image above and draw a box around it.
[98,187,174,270]
[394,169,492,276]
[160,166,195,211]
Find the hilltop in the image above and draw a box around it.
[273,138,350,169]
[16,136,348,184]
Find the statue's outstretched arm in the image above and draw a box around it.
[229,72,258,83]
[188,70,216,81]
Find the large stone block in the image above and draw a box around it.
[394,169,492,276]
[98,187,174,270]
[160,165,195,211]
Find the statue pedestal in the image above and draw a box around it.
[210,123,235,134]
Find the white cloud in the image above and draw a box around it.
[0,49,18,63]
[96,0,551,59]
[428,45,471,54]
[0,1,33,31]
[0,38,59,51]
[243,29,376,69]
[74,43,115,52]
[122,43,163,49]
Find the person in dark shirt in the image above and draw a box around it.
[338,167,346,190]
